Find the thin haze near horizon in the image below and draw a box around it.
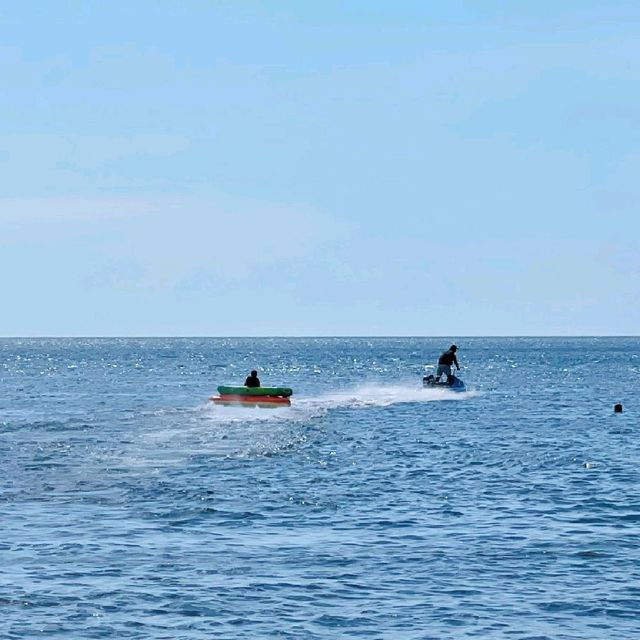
[1,1,638,337]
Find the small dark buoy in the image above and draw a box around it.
[614,403,623,413]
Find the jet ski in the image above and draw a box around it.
[422,374,466,392]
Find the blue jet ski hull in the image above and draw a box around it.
[423,375,466,392]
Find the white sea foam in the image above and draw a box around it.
[298,384,478,410]
[130,385,480,464]
[201,383,479,424]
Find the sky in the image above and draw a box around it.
[1,0,638,336]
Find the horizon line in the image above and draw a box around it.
[0,335,638,339]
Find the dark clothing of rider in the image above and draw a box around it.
[244,371,261,388]
[438,349,459,368]
[435,345,460,383]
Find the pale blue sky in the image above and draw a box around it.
[1,1,638,336]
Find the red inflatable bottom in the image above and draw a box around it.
[210,394,291,408]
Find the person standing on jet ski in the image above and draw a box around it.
[435,345,460,383]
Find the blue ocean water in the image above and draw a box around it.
[1,337,639,639]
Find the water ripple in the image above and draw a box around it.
[1,338,639,638]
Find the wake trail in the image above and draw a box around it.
[299,384,478,409]
[201,383,480,425]
[127,385,480,466]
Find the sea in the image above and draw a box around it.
[1,337,638,639]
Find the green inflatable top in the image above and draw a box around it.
[217,385,293,397]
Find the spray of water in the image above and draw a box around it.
[131,384,479,465]
[202,383,478,424]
